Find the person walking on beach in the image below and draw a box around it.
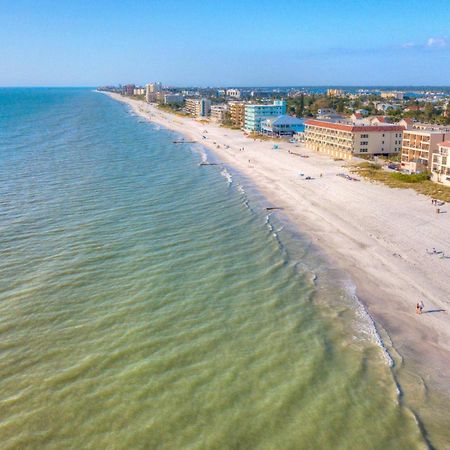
[416,302,421,314]
[419,301,424,314]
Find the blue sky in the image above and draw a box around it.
[1,0,450,86]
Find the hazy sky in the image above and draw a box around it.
[1,0,450,86]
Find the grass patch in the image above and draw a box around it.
[390,172,429,183]
[220,123,241,130]
[247,132,278,142]
[156,104,189,117]
[351,163,450,201]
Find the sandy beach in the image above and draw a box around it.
[105,92,450,446]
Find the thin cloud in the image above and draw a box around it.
[402,37,449,49]
[426,37,449,48]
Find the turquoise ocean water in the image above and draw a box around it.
[0,89,425,449]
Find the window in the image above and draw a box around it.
[360,148,368,153]
[360,141,368,145]
[361,134,369,138]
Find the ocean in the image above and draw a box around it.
[0,88,426,449]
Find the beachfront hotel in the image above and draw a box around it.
[431,141,450,185]
[185,98,211,117]
[244,100,287,132]
[304,119,403,159]
[229,101,246,128]
[260,115,304,137]
[400,126,450,173]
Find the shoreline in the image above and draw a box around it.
[104,92,450,448]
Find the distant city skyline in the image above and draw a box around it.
[2,0,450,86]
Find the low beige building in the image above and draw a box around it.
[304,119,403,159]
[228,101,246,128]
[401,127,450,173]
[380,91,404,100]
[327,89,344,97]
[432,141,450,185]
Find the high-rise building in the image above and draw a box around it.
[146,82,162,102]
[123,84,135,96]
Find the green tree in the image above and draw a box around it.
[424,102,434,119]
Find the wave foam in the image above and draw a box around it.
[345,281,394,367]
[220,168,232,185]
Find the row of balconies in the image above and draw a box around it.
[305,133,352,142]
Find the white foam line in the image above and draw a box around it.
[220,168,233,185]
[345,280,394,367]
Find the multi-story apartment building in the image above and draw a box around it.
[185,98,211,117]
[432,141,450,185]
[304,119,403,159]
[228,102,246,128]
[210,104,228,123]
[163,94,184,105]
[244,100,287,132]
[401,127,450,173]
[226,89,241,99]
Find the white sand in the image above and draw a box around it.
[105,93,450,418]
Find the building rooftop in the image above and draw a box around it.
[305,119,403,133]
[405,123,450,134]
[438,141,450,148]
[265,115,304,126]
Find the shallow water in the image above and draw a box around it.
[0,89,425,449]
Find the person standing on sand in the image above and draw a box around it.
[416,302,421,314]
[419,301,424,314]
